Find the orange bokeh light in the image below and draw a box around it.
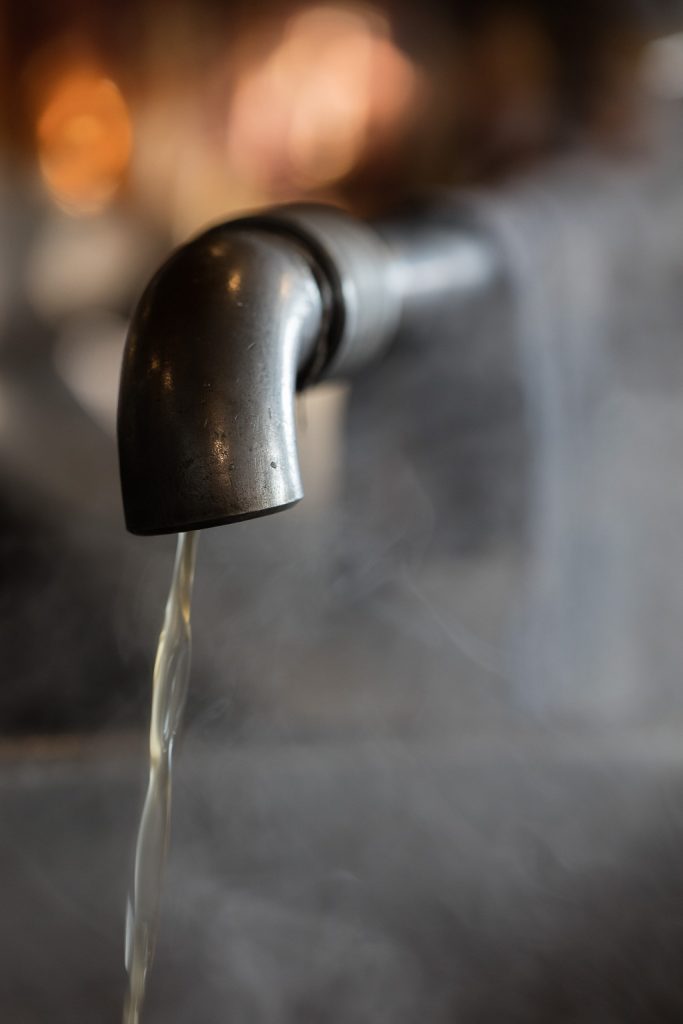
[225,4,419,192]
[36,69,133,214]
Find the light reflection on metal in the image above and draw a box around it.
[225,4,419,191]
[227,271,242,293]
[643,32,683,97]
[280,274,292,298]
[36,68,132,215]
[212,437,230,464]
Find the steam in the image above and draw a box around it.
[479,151,683,720]
[8,134,683,1024]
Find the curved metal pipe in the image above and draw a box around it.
[118,226,325,535]
[118,202,497,536]
[118,207,403,535]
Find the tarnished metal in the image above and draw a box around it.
[118,202,497,536]
[118,226,325,534]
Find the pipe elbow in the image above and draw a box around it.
[118,204,406,535]
[118,225,324,535]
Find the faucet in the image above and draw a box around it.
[118,202,497,535]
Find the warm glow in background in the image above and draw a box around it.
[36,67,133,214]
[16,2,428,238]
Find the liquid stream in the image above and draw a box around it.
[123,531,199,1024]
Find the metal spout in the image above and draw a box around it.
[118,207,402,535]
[118,227,327,534]
[118,201,498,536]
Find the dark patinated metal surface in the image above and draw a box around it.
[118,227,325,535]
[118,203,497,536]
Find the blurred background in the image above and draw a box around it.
[5,0,683,734]
[6,0,683,1020]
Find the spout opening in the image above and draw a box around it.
[125,499,302,537]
